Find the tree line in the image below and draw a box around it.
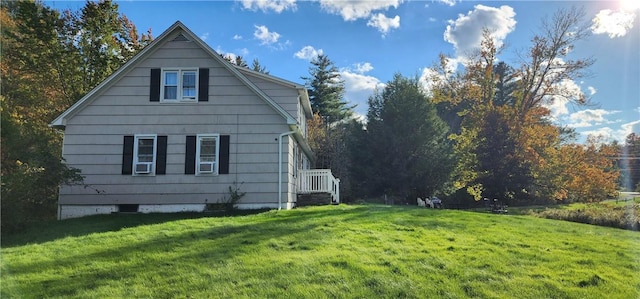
[1,2,633,232]
[306,7,628,206]
[1,0,151,231]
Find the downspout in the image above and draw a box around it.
[278,130,296,210]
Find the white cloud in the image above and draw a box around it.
[429,17,437,22]
[419,68,440,95]
[222,52,238,62]
[444,5,516,61]
[319,0,402,21]
[254,25,280,45]
[582,127,616,142]
[352,62,374,74]
[233,34,243,40]
[436,0,457,6]
[618,120,640,140]
[419,57,462,95]
[567,109,621,128]
[591,9,636,38]
[294,46,323,60]
[545,97,570,120]
[565,109,640,143]
[542,78,585,120]
[341,72,384,95]
[216,46,231,57]
[367,13,400,36]
[340,69,386,116]
[587,86,597,96]
[215,46,249,63]
[200,32,210,41]
[240,0,296,13]
[582,120,640,143]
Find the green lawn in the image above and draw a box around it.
[2,204,639,298]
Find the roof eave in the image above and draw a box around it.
[288,124,316,163]
[298,89,313,118]
[49,21,188,128]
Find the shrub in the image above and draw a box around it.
[206,182,246,213]
[1,159,83,234]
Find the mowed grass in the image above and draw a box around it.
[2,204,639,298]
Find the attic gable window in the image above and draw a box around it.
[161,69,198,102]
[150,68,209,102]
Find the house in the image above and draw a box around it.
[50,21,339,220]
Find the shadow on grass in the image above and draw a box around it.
[1,203,470,248]
[1,209,270,248]
[3,205,385,298]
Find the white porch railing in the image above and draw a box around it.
[298,169,340,203]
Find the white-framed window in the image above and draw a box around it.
[161,68,198,102]
[196,134,219,175]
[133,134,157,175]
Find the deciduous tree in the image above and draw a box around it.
[427,7,615,204]
[1,0,150,231]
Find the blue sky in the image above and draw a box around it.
[49,0,639,143]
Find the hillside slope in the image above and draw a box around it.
[2,205,639,298]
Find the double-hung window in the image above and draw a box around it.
[162,69,198,101]
[196,134,219,175]
[133,134,157,175]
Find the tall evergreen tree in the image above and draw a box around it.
[251,58,269,74]
[493,62,517,106]
[303,54,353,124]
[356,74,454,201]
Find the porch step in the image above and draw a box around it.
[297,193,334,207]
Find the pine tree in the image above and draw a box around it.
[357,74,454,201]
[251,58,269,74]
[303,54,353,124]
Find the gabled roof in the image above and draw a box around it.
[50,21,302,128]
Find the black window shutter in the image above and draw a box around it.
[185,135,196,174]
[122,136,134,175]
[150,68,161,102]
[156,136,168,175]
[219,135,230,174]
[198,68,209,102]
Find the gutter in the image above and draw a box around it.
[278,130,296,210]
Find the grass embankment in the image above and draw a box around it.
[2,205,639,298]
[514,197,640,231]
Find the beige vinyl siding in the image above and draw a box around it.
[59,31,299,208]
[297,99,308,138]
[241,73,300,121]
